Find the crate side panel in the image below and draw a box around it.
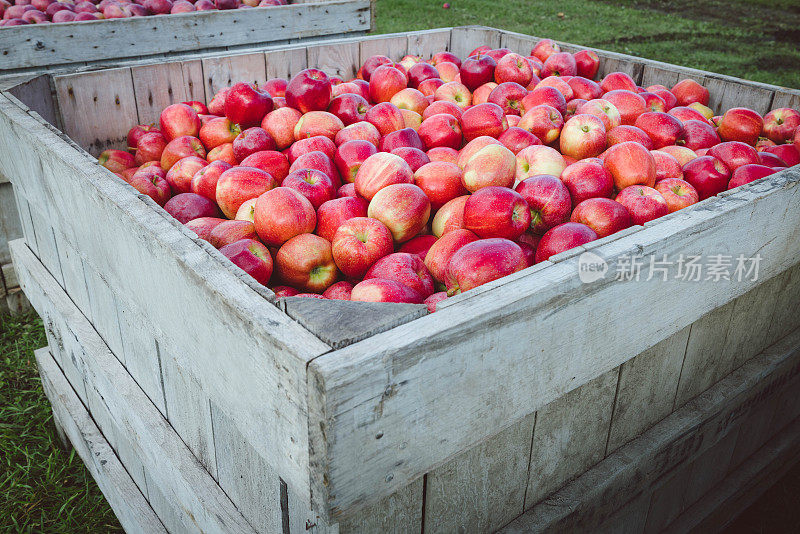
[0,182,22,265]
[449,26,501,59]
[266,47,308,80]
[767,262,800,343]
[642,459,693,533]
[131,62,202,126]
[406,29,452,59]
[307,41,360,81]
[359,34,409,62]
[681,426,739,508]
[201,52,268,102]
[339,477,423,534]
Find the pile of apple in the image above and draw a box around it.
[0,0,284,26]
[98,39,800,311]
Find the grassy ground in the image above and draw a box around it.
[375,0,800,89]
[1,0,799,531]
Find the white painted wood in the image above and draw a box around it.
[500,32,537,57]
[681,426,740,508]
[7,74,60,128]
[525,368,618,508]
[82,263,126,365]
[424,414,534,533]
[767,263,800,343]
[308,169,800,518]
[606,327,690,454]
[704,75,775,116]
[0,1,371,72]
[14,239,258,534]
[35,347,168,534]
[26,199,63,286]
[498,327,800,533]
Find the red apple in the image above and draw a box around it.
[518,104,563,144]
[681,119,720,151]
[254,187,317,246]
[600,72,637,93]
[215,166,277,218]
[369,65,408,103]
[461,102,509,141]
[560,114,607,160]
[432,195,469,237]
[541,52,577,77]
[567,76,603,101]
[521,86,566,115]
[331,217,394,278]
[161,136,206,170]
[224,82,273,128]
[576,99,621,130]
[350,278,424,304]
[286,135,336,162]
[129,168,171,206]
[354,152,414,200]
[498,126,541,154]
[208,220,258,249]
[603,141,657,189]
[281,168,336,209]
[515,144,567,182]
[424,229,478,283]
[707,141,759,171]
[127,124,162,151]
[322,281,353,300]
[199,117,241,150]
[275,233,337,293]
[365,252,434,298]
[459,54,497,91]
[335,121,382,147]
[718,107,764,146]
[461,142,516,192]
[604,90,647,126]
[164,193,221,224]
[185,217,226,242]
[391,147,430,172]
[232,127,276,162]
[681,156,731,200]
[390,87,429,115]
[654,178,699,212]
[428,146,460,164]
[316,196,369,242]
[367,183,431,243]
[240,150,290,182]
[220,239,273,285]
[418,113,463,150]
[264,78,287,98]
[272,286,300,298]
[431,51,462,68]
[614,185,668,225]
[98,149,136,173]
[134,132,168,165]
[424,292,448,312]
[574,50,600,79]
[634,111,685,148]
[159,103,201,141]
[531,39,561,62]
[365,102,405,136]
[570,198,631,237]
[434,81,473,109]
[286,69,332,113]
[728,164,776,189]
[763,108,800,144]
[640,91,667,113]
[329,92,370,126]
[607,125,654,149]
[261,107,302,149]
[514,175,571,234]
[650,150,683,182]
[488,82,528,116]
[765,144,800,166]
[495,52,534,86]
[165,155,207,195]
[560,160,614,206]
[408,62,440,88]
[334,139,377,183]
[758,151,788,168]
[446,238,527,294]
[418,78,446,97]
[671,79,709,107]
[379,127,424,152]
[463,186,531,239]
[658,145,699,166]
[207,143,236,166]
[399,234,438,261]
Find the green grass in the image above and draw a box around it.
[0,312,122,533]
[375,0,800,89]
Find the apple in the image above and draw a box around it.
[633,111,685,148]
[354,152,415,200]
[286,135,336,163]
[461,102,509,141]
[331,217,394,278]
[668,106,709,124]
[728,164,776,189]
[541,52,577,77]
[165,155,207,195]
[199,117,241,150]
[514,175,571,234]
[567,76,603,101]
[161,136,206,170]
[264,78,287,98]
[399,234,438,260]
[431,51,462,68]
[536,76,574,101]
[127,124,162,151]
[418,78,445,97]
[164,193,221,224]
[559,114,607,160]
[495,52,534,86]
[369,65,408,103]
[334,139,377,183]
[681,156,731,200]
[681,119,720,151]
[531,39,561,62]
[424,292,448,312]
[335,121,382,147]
[435,61,461,83]
[391,147,430,172]
[654,178,699,212]
[718,107,764,146]
[446,238,527,294]
[365,252,435,298]
[367,183,430,243]
[351,278,424,304]
[603,141,657,189]
[286,69,332,113]
[432,195,469,237]
[230,127,275,162]
[235,199,258,222]
[498,127,541,154]
[434,81,473,109]
[288,151,339,185]
[214,166,277,218]
[240,150,290,182]
[521,86,566,115]
[603,90,647,126]
[570,198,631,237]
[185,217,226,242]
[219,239,273,286]
[275,233,337,293]
[428,146,460,164]
[390,87,429,115]
[272,286,300,298]
[207,143,237,166]
[688,102,714,119]
[518,104,563,144]
[765,144,800,166]
[281,168,336,209]
[640,91,667,113]
[671,79,709,106]
[576,99,621,130]
[400,109,423,130]
[261,107,302,149]
[294,111,344,142]
[758,151,788,168]
[614,185,669,225]
[408,62,440,88]
[322,281,354,300]
[657,145,698,166]
[134,132,167,165]
[419,113,463,150]
[653,89,678,111]
[361,55,393,82]
[459,54,497,91]
[208,220,258,248]
[473,82,499,105]
[129,168,171,206]
[254,187,317,246]
[424,229,478,283]
[650,150,683,182]
[560,160,614,206]
[707,141,760,171]
[462,186,530,239]
[98,149,136,173]
[488,82,528,115]
[515,144,567,182]
[379,127,424,152]
[159,103,201,141]
[574,50,600,79]
[224,82,273,128]
[600,71,637,93]
[763,108,800,144]
[316,196,368,242]
[755,137,777,151]
[365,102,405,136]
[461,142,516,192]
[607,125,654,149]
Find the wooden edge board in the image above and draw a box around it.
[13,239,260,534]
[498,328,800,533]
[0,0,372,72]
[34,346,168,534]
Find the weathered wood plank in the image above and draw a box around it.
[265,47,308,80]
[704,75,775,115]
[771,89,800,110]
[642,459,693,533]
[7,74,60,128]
[680,426,739,508]
[35,347,167,534]
[339,478,423,534]
[500,31,538,56]
[14,239,258,534]
[53,68,138,154]
[0,1,371,72]
[424,414,535,533]
[359,34,409,62]
[525,368,618,508]
[201,52,268,102]
[0,182,22,265]
[82,263,125,365]
[767,263,800,343]
[606,327,690,454]
[449,26,502,59]
[406,29,452,59]
[307,40,361,81]
[131,62,199,126]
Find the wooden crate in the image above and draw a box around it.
[16,240,800,533]
[2,25,800,532]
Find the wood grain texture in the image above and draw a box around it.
[339,478,423,534]
[704,75,775,115]
[35,347,168,534]
[449,26,501,59]
[307,40,360,81]
[606,327,690,454]
[201,52,267,102]
[681,427,740,508]
[0,1,371,72]
[131,62,200,125]
[359,34,409,62]
[525,368,618,508]
[424,414,535,533]
[7,74,60,128]
[53,68,138,153]
[14,240,258,534]
[266,47,308,80]
[406,29,452,59]
[0,182,22,265]
[500,31,537,56]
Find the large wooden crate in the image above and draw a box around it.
[3,25,800,532]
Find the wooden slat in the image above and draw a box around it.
[307,40,361,81]
[82,263,125,365]
[449,26,502,59]
[53,68,138,153]
[681,428,739,507]
[606,327,690,454]
[642,460,693,532]
[0,182,22,265]
[265,47,308,80]
[35,347,168,534]
[406,29,452,59]
[14,239,258,534]
[771,89,800,110]
[424,414,534,533]
[201,52,268,102]
[767,263,800,343]
[131,62,200,126]
[704,75,775,115]
[338,478,423,534]
[7,74,60,128]
[0,1,371,72]
[359,34,409,62]
[500,31,538,56]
